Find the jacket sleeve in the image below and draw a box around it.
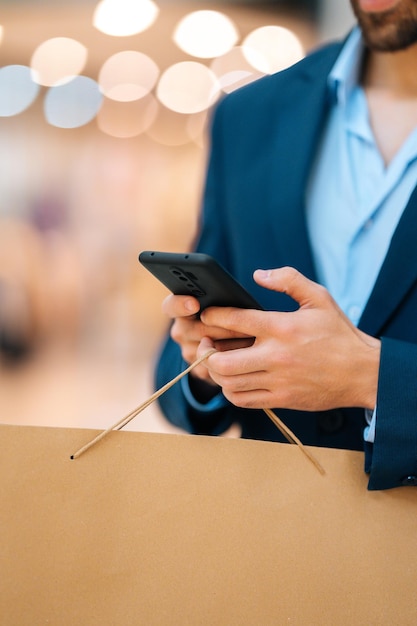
[367,337,417,490]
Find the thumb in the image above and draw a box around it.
[253,266,327,309]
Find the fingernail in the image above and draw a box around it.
[185,299,198,313]
[255,269,271,279]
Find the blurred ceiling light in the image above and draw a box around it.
[98,51,159,102]
[97,93,158,138]
[156,62,220,114]
[30,37,88,87]
[210,47,263,93]
[93,0,159,37]
[242,26,304,75]
[173,10,238,59]
[0,65,40,117]
[44,76,103,128]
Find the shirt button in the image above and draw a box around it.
[400,475,417,486]
[363,218,374,231]
[348,305,361,323]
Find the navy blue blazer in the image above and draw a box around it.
[155,40,417,491]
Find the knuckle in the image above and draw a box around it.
[211,354,231,377]
[314,281,328,297]
[282,265,298,279]
[281,266,299,285]
[273,315,296,340]
[320,286,333,304]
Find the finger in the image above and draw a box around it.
[162,293,200,318]
[222,388,272,410]
[254,266,331,309]
[196,336,216,361]
[200,306,269,338]
[207,343,266,377]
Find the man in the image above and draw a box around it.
[154,0,417,490]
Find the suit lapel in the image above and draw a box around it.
[359,185,417,335]
[266,45,341,282]
[265,42,417,336]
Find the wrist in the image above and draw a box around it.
[355,335,381,410]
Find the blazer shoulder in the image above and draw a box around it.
[215,38,344,113]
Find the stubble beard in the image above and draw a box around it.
[350,0,417,51]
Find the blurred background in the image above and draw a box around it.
[0,0,354,434]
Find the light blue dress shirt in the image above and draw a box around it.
[307,27,417,441]
[183,28,417,443]
[307,27,417,327]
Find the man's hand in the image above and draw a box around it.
[197,267,381,411]
[162,294,253,385]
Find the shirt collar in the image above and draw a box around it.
[328,27,366,106]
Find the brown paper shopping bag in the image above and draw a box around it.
[1,423,417,625]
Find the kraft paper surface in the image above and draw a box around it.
[1,423,417,625]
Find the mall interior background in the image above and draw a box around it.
[0,0,353,434]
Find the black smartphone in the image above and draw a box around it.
[138,251,262,311]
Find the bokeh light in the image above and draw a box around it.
[210,47,264,93]
[242,26,304,74]
[97,94,159,138]
[93,0,159,37]
[0,65,40,116]
[44,76,103,128]
[98,51,159,102]
[173,10,239,59]
[156,62,220,114]
[30,37,88,87]
[0,5,309,138]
